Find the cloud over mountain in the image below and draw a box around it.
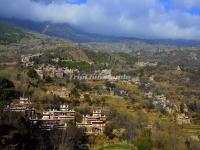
[0,0,200,40]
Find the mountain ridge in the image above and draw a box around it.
[1,17,200,51]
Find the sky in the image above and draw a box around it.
[0,0,200,40]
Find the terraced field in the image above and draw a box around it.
[103,144,132,150]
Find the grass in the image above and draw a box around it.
[184,126,200,133]
[85,80,105,87]
[103,144,131,150]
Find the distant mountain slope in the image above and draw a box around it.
[146,39,200,48]
[0,18,130,43]
[0,21,200,72]
[0,22,28,44]
[1,18,200,51]
[0,21,123,65]
[0,21,89,62]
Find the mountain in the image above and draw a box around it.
[1,17,200,51]
[0,17,133,43]
[0,21,93,62]
[1,21,200,71]
[0,21,137,66]
[0,22,29,44]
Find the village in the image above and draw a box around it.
[35,65,132,81]
[19,53,192,128]
[2,92,191,139]
[0,49,199,150]
[4,97,107,135]
[1,7,200,149]
[20,53,148,82]
[0,51,197,150]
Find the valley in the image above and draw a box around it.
[0,21,200,150]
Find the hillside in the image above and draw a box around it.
[0,18,125,43]
[0,20,200,150]
[0,21,91,62]
[0,21,137,66]
[1,21,200,71]
[1,1,200,149]
[0,22,28,44]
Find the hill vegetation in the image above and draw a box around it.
[0,21,200,150]
[0,22,28,44]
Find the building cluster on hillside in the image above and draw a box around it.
[82,87,129,98]
[144,91,191,124]
[144,92,153,99]
[36,65,132,81]
[153,100,175,114]
[30,104,76,130]
[131,77,141,85]
[3,99,107,134]
[113,88,129,97]
[176,66,182,71]
[144,92,176,114]
[155,94,167,102]
[176,113,191,125]
[70,70,131,81]
[149,75,155,81]
[176,104,190,125]
[36,65,66,79]
[4,97,35,114]
[52,58,60,63]
[29,105,107,134]
[135,61,158,67]
[77,110,107,135]
[21,53,142,82]
[21,53,43,67]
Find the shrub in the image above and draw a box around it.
[27,68,38,79]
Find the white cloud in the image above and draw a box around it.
[0,0,200,39]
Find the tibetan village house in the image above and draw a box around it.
[30,104,75,130]
[4,97,35,114]
[76,110,107,135]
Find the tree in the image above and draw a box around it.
[48,126,87,150]
[79,83,91,92]
[73,80,80,88]
[0,77,14,89]
[0,77,18,103]
[27,68,38,79]
[105,81,115,89]
[104,122,115,139]
[84,94,93,105]
[180,102,184,113]
[45,76,53,83]
[105,110,138,142]
[70,88,80,98]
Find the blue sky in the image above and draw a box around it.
[65,0,87,4]
[161,0,200,15]
[74,0,200,14]
[0,0,200,39]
